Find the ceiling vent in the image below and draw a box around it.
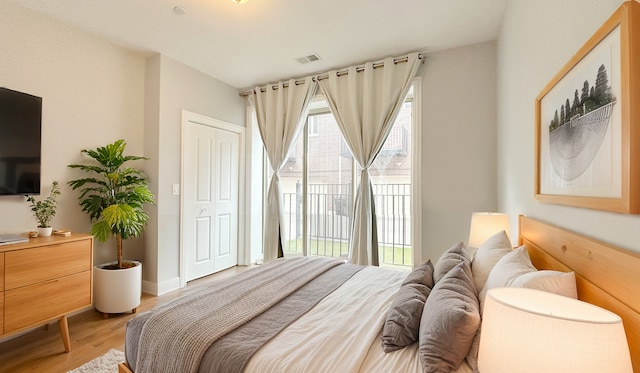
[296,53,321,64]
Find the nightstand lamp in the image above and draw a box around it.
[468,212,510,248]
[478,287,632,373]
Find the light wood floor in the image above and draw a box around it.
[0,265,249,373]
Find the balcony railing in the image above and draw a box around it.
[282,183,412,268]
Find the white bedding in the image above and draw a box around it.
[245,266,472,373]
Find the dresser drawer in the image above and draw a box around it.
[0,252,4,292]
[0,291,4,334]
[0,253,4,334]
[4,270,91,333]
[5,240,91,290]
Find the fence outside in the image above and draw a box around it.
[282,183,412,267]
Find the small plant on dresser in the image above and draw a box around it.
[25,180,61,237]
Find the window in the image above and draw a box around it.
[280,110,353,258]
[308,115,319,137]
[275,80,420,268]
[371,99,413,268]
[306,112,353,258]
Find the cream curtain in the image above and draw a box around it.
[318,53,421,266]
[250,77,318,262]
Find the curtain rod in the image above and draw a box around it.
[239,52,426,97]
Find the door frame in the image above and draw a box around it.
[180,110,246,288]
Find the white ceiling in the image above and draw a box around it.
[9,0,506,89]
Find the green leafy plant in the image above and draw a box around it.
[68,140,154,269]
[25,181,61,228]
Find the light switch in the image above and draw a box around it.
[172,184,180,195]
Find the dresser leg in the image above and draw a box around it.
[58,315,71,352]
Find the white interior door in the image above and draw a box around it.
[212,129,239,272]
[183,116,240,282]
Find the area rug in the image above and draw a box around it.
[67,349,125,373]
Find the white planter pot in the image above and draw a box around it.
[37,227,52,237]
[93,260,142,315]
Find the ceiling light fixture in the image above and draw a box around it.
[231,0,250,4]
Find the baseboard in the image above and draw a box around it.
[142,277,180,296]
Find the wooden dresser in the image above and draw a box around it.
[0,234,93,352]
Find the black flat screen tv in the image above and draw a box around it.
[0,88,42,195]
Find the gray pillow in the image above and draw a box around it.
[419,261,480,373]
[402,260,435,288]
[433,242,471,283]
[381,283,431,352]
[381,260,435,352]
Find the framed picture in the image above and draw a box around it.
[535,1,640,214]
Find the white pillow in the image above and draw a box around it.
[478,245,535,308]
[479,246,579,308]
[470,230,512,293]
[511,270,577,299]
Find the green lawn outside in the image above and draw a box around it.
[285,238,412,268]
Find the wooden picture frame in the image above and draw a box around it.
[535,1,640,213]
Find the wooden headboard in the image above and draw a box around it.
[519,215,640,372]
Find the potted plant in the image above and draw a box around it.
[68,139,154,316]
[25,181,61,237]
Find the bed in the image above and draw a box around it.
[119,216,640,372]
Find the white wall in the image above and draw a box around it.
[0,2,147,265]
[144,54,245,294]
[143,55,162,289]
[0,3,246,293]
[497,0,640,253]
[419,41,498,261]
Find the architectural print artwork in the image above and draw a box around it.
[534,1,640,214]
[539,26,621,200]
[546,63,617,185]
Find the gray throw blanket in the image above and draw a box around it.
[199,263,363,373]
[134,256,343,373]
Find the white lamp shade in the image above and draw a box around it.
[468,212,510,248]
[478,288,632,373]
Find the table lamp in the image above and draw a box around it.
[478,287,632,373]
[468,212,510,248]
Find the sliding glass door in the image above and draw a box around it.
[277,85,417,268]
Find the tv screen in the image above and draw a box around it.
[0,88,42,195]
